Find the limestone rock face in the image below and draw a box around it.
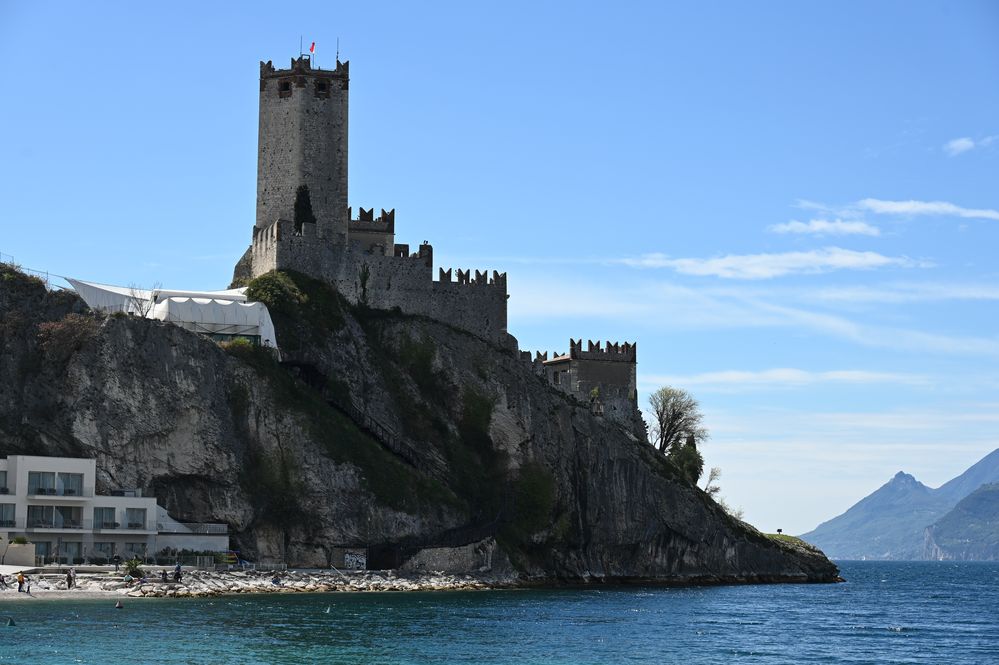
[0,267,838,582]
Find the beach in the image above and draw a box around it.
[0,567,518,601]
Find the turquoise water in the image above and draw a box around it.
[1,562,997,663]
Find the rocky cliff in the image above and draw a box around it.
[924,483,999,561]
[0,264,838,583]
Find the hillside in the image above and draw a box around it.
[801,449,999,560]
[0,263,838,582]
[924,483,999,561]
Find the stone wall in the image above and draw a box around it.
[256,57,349,240]
[246,226,512,347]
[524,339,639,428]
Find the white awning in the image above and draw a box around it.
[67,278,278,349]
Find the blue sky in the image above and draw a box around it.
[2,1,998,534]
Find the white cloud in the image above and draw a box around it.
[812,282,999,305]
[944,137,975,156]
[943,135,996,156]
[859,198,999,221]
[768,219,881,237]
[638,368,926,392]
[619,247,922,279]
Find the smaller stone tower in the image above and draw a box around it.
[256,55,349,241]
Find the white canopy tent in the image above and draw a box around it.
[66,278,278,350]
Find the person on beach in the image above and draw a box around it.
[66,570,74,589]
[161,570,168,583]
[112,554,121,572]
[123,573,134,585]
[17,572,24,592]
[174,562,182,582]
[24,575,31,595]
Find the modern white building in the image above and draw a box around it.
[0,455,228,564]
[66,278,279,350]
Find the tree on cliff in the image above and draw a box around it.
[648,386,708,484]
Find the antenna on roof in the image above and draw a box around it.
[336,37,340,62]
[300,35,303,58]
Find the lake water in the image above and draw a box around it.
[1,561,997,663]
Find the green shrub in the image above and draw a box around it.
[37,313,99,361]
[244,270,345,351]
[124,558,144,577]
[245,272,306,318]
[219,337,256,358]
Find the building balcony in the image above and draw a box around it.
[26,487,94,500]
[156,522,228,535]
[26,520,86,531]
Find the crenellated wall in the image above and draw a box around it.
[523,339,638,426]
[246,218,511,346]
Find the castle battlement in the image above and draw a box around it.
[569,338,636,362]
[252,218,318,245]
[436,268,507,288]
[260,56,349,79]
[349,207,396,233]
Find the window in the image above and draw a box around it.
[0,470,7,492]
[61,541,82,563]
[34,541,51,560]
[55,505,81,528]
[58,472,83,496]
[125,508,147,529]
[27,471,55,494]
[94,507,117,529]
[92,542,113,560]
[278,80,292,97]
[123,542,146,558]
[0,503,14,527]
[27,505,54,527]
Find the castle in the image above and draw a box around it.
[233,55,637,419]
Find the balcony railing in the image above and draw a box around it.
[25,487,95,498]
[27,519,85,530]
[156,522,228,535]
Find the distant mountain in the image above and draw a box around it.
[800,448,999,560]
[924,483,999,561]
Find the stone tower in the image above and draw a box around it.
[256,56,349,241]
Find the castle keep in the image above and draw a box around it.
[233,54,637,417]
[234,56,510,348]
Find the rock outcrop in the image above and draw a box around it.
[0,265,838,583]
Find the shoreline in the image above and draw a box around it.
[0,568,842,602]
[0,569,519,601]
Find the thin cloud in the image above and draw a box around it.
[639,368,927,392]
[768,219,881,237]
[812,282,999,305]
[619,247,923,279]
[944,137,975,156]
[858,198,999,221]
[943,135,996,156]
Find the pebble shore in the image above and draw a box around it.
[0,569,519,601]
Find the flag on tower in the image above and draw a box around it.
[310,42,315,54]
